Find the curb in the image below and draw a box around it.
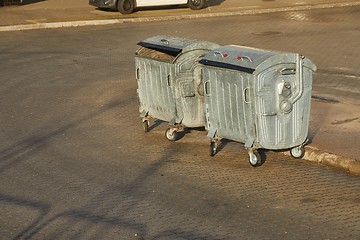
[1,1,360,32]
[285,146,360,176]
[304,146,360,176]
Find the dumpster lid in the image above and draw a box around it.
[200,45,318,75]
[138,36,200,56]
[199,45,282,74]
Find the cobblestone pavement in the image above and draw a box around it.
[0,6,359,240]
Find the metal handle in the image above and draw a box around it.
[241,56,253,62]
[204,81,210,96]
[243,87,250,103]
[260,112,277,116]
[136,68,139,80]
[287,54,304,104]
[167,75,171,86]
[161,39,169,45]
[280,68,296,75]
[213,51,225,58]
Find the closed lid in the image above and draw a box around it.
[138,36,199,56]
[200,45,284,74]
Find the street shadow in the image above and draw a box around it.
[0,97,134,175]
[213,138,230,155]
[0,92,224,238]
[176,126,205,141]
[211,140,267,166]
[1,133,223,239]
[147,119,164,132]
[0,193,51,240]
[146,120,206,142]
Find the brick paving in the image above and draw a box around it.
[0,7,360,239]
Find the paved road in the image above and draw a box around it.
[0,6,359,239]
[1,0,359,26]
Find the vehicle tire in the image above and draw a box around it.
[187,0,205,10]
[165,128,179,141]
[117,0,135,14]
[290,146,305,159]
[249,151,262,167]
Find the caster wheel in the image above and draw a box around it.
[290,146,305,159]
[165,128,178,141]
[209,141,216,156]
[142,120,149,133]
[249,152,262,167]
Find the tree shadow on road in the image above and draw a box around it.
[0,97,134,175]
[0,112,224,239]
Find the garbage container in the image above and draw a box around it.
[199,45,316,166]
[135,36,219,141]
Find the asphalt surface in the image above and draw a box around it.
[1,0,360,29]
[1,1,360,178]
[0,5,360,239]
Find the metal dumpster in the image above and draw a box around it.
[199,45,316,166]
[135,36,219,141]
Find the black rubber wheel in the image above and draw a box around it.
[187,0,205,10]
[117,0,135,14]
[165,128,178,141]
[290,146,305,159]
[209,141,216,157]
[249,152,262,167]
[142,120,149,133]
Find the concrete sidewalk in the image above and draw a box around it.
[295,100,360,175]
[1,0,359,175]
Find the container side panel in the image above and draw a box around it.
[205,68,250,143]
[136,57,176,122]
[255,66,313,149]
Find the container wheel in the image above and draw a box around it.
[290,146,305,159]
[165,128,178,141]
[142,120,149,133]
[209,141,216,156]
[117,0,135,14]
[249,152,262,167]
[188,0,205,10]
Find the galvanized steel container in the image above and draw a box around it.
[135,36,219,140]
[199,45,316,166]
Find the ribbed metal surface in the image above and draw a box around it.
[255,66,313,149]
[202,46,316,151]
[205,68,253,144]
[136,57,176,122]
[136,36,219,128]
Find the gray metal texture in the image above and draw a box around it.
[201,45,316,150]
[135,36,219,127]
